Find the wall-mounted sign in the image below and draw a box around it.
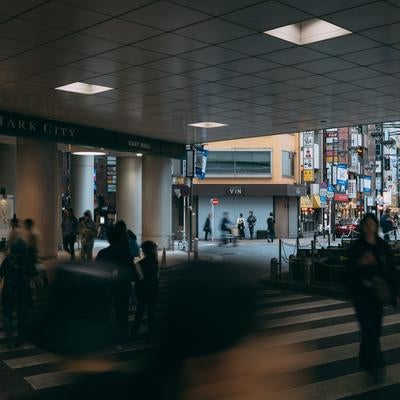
[0,110,185,159]
[363,175,372,193]
[227,186,243,196]
[303,170,314,182]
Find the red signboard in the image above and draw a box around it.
[210,198,219,205]
[334,193,349,202]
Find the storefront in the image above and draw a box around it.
[193,184,306,239]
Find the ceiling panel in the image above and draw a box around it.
[171,0,267,16]
[223,1,310,31]
[21,2,109,30]
[341,46,400,65]
[261,47,327,65]
[62,0,156,16]
[279,0,377,16]
[219,34,294,56]
[0,0,400,144]
[122,1,210,31]
[324,2,400,32]
[175,18,254,44]
[82,19,162,44]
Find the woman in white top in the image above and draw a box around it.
[236,213,246,239]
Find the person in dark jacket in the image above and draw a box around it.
[79,210,97,262]
[380,209,393,242]
[203,214,212,241]
[61,208,78,260]
[267,212,275,243]
[96,226,134,347]
[0,238,38,348]
[127,229,140,259]
[132,241,159,342]
[347,213,398,381]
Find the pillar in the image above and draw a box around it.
[71,154,94,219]
[0,144,16,195]
[142,156,172,248]
[16,138,59,258]
[116,156,142,242]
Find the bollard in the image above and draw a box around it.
[193,237,199,260]
[270,258,278,280]
[278,239,282,277]
[160,247,167,268]
[328,232,331,248]
[296,236,300,254]
[311,239,315,283]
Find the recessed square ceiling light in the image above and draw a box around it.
[264,19,351,45]
[188,122,227,128]
[55,82,113,94]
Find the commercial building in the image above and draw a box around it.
[193,135,306,239]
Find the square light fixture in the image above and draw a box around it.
[188,122,227,128]
[264,19,351,45]
[55,82,113,94]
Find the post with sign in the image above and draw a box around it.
[210,198,219,241]
[327,184,335,240]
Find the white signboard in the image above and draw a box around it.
[348,179,357,199]
[303,158,313,170]
[303,132,314,146]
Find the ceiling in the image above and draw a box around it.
[1,0,400,144]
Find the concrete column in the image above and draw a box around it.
[16,138,59,258]
[71,154,94,219]
[0,144,16,195]
[116,156,142,242]
[142,156,172,249]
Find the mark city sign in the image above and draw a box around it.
[0,110,185,159]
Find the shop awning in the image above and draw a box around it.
[300,195,312,208]
[311,194,321,208]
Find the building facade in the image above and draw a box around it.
[192,134,306,239]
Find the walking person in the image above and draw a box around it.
[203,214,212,241]
[127,229,140,259]
[79,210,97,262]
[236,213,246,239]
[96,226,134,348]
[61,208,78,261]
[0,238,38,348]
[219,212,232,245]
[380,209,393,242]
[347,213,398,382]
[132,241,159,343]
[267,212,276,243]
[247,211,257,240]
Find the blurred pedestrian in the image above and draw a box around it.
[347,213,398,382]
[380,209,393,242]
[247,211,257,240]
[267,212,275,243]
[127,229,140,259]
[0,238,38,348]
[7,217,21,253]
[203,214,212,241]
[219,212,232,245]
[237,213,246,239]
[96,226,134,348]
[79,210,97,262]
[132,241,159,343]
[61,208,78,260]
[23,218,40,265]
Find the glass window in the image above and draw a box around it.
[206,151,235,174]
[206,151,271,175]
[282,150,294,177]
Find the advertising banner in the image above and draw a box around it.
[337,164,348,186]
[363,175,372,192]
[348,179,357,199]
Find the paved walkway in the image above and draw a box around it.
[0,271,400,399]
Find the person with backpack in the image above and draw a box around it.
[247,211,257,240]
[267,212,276,243]
[79,210,97,262]
[132,241,159,343]
[0,238,39,348]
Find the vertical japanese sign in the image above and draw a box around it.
[302,131,314,181]
[348,179,357,199]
